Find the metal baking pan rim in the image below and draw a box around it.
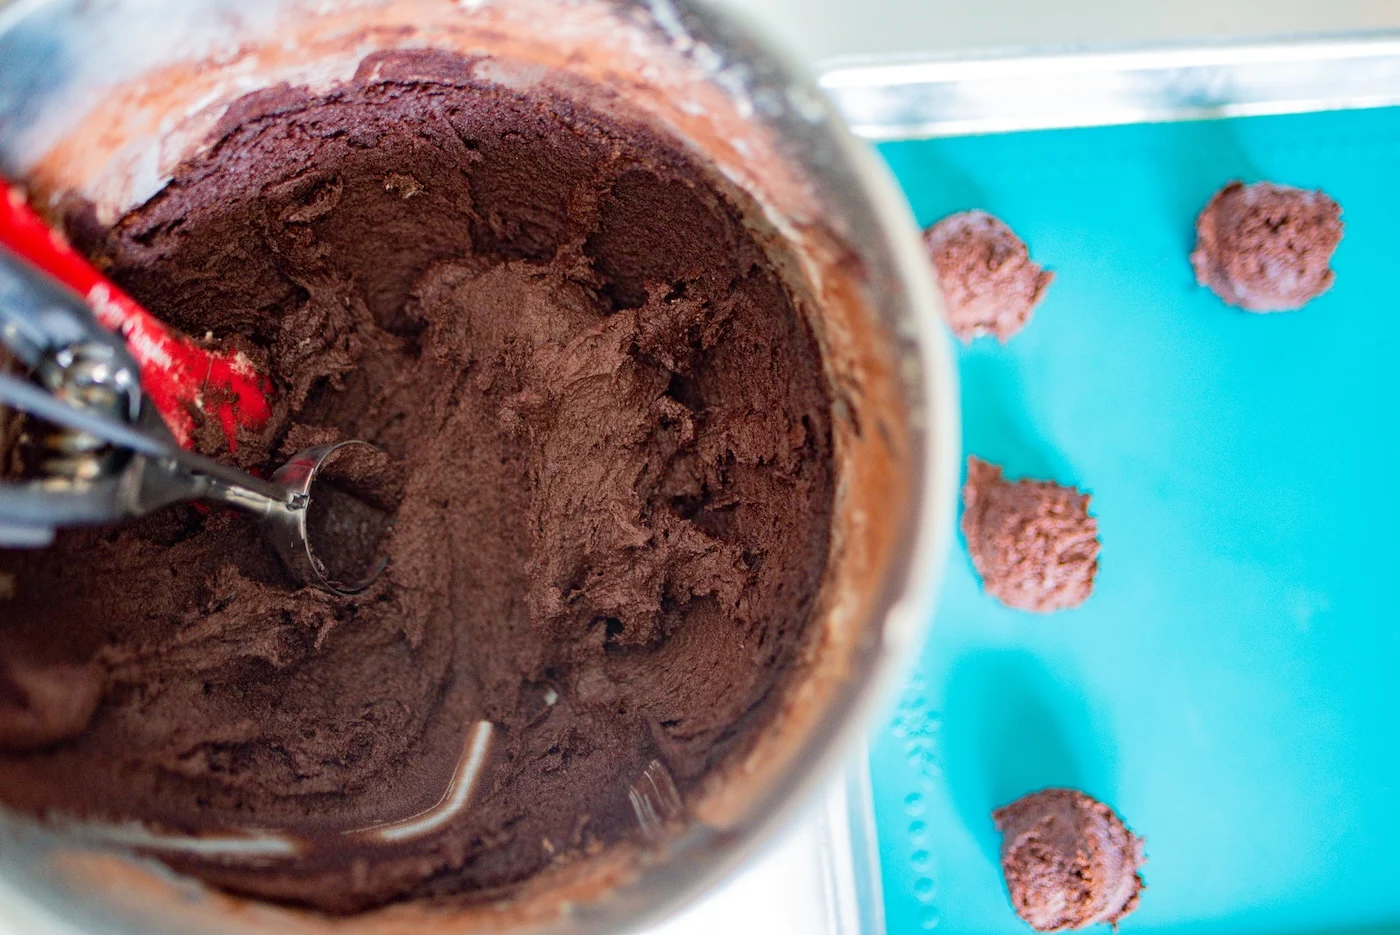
[817,30,1400,140]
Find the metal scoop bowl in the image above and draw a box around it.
[263,440,390,596]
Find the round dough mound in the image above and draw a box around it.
[960,457,1098,613]
[993,788,1146,932]
[923,210,1053,342]
[1190,180,1342,312]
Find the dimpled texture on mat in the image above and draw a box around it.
[870,107,1400,935]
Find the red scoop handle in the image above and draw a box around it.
[0,181,271,451]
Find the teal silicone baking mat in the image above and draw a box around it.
[869,107,1400,935]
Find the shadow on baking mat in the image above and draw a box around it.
[940,650,1111,865]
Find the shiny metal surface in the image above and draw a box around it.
[0,1,956,933]
[265,440,388,596]
[712,0,1400,67]
[820,32,1400,139]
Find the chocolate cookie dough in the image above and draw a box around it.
[0,49,833,913]
[961,457,1098,613]
[1191,180,1343,312]
[994,789,1145,932]
[923,210,1053,342]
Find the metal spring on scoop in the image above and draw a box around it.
[33,343,133,481]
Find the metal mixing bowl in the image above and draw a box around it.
[0,0,959,931]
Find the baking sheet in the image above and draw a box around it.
[818,33,1400,141]
[867,105,1400,934]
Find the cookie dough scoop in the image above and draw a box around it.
[0,363,389,595]
[0,222,388,596]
